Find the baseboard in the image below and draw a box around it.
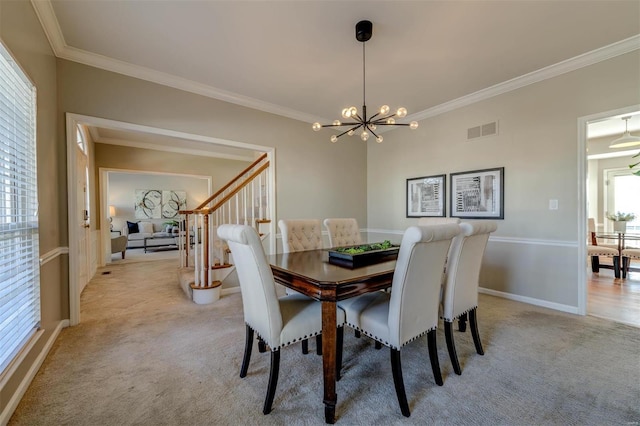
[0,319,69,425]
[479,287,579,314]
[221,286,240,296]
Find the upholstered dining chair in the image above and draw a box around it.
[587,218,620,278]
[621,248,640,279]
[441,221,496,376]
[338,224,460,417]
[278,218,324,353]
[278,219,323,253]
[323,218,362,248]
[417,217,461,226]
[217,224,345,415]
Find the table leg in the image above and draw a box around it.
[321,301,337,424]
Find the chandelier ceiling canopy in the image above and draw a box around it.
[312,20,418,144]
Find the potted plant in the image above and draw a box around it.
[606,211,636,233]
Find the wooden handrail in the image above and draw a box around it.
[191,161,269,216]
[195,152,268,210]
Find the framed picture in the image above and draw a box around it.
[450,167,504,219]
[406,174,446,218]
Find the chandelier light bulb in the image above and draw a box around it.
[410,121,419,130]
[349,106,358,117]
[333,120,341,126]
[312,122,322,131]
[347,129,355,136]
[330,135,338,143]
[376,136,383,143]
[396,107,407,118]
[370,124,377,130]
[361,131,369,141]
[386,117,395,125]
[379,105,390,115]
[342,108,350,119]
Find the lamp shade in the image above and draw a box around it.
[108,205,116,217]
[609,131,640,148]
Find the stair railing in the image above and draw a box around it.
[179,153,271,289]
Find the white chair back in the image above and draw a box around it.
[387,224,460,349]
[323,218,362,248]
[441,221,497,322]
[278,219,323,253]
[217,224,283,347]
[417,217,461,226]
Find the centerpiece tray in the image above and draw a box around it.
[328,240,400,268]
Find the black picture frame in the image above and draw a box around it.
[450,167,504,219]
[406,174,446,218]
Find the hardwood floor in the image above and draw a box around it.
[587,259,640,327]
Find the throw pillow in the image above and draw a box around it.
[138,222,154,234]
[126,221,139,234]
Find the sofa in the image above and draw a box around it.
[123,221,179,251]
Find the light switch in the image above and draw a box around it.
[549,199,558,210]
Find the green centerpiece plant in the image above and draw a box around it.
[606,211,636,233]
[334,240,395,255]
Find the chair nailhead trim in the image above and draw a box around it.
[441,305,477,323]
[248,323,343,351]
[344,323,436,351]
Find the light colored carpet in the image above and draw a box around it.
[9,259,640,425]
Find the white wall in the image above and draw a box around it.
[367,51,640,311]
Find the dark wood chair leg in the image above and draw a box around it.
[336,327,344,381]
[354,330,361,338]
[240,325,254,378]
[316,335,323,355]
[622,256,629,279]
[613,256,621,279]
[591,255,600,273]
[375,341,382,350]
[263,350,280,415]
[258,337,267,353]
[458,312,467,332]
[444,321,462,375]
[427,329,443,386]
[469,308,484,355]
[301,339,309,354]
[390,348,410,417]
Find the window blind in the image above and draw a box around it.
[0,42,40,374]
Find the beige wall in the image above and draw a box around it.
[0,0,66,418]
[57,60,369,228]
[93,143,252,230]
[367,51,640,308]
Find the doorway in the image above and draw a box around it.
[582,106,640,327]
[66,113,276,326]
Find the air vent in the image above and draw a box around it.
[467,121,499,140]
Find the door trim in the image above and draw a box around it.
[577,104,640,316]
[66,113,277,325]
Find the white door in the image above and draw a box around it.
[76,145,91,293]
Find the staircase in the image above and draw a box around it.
[177,153,272,303]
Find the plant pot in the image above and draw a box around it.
[613,221,627,234]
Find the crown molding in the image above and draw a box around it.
[31,0,640,125]
[408,34,640,123]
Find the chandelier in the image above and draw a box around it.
[312,20,418,143]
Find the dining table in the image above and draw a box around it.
[267,248,397,424]
[596,231,640,277]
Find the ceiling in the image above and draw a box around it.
[33,0,640,151]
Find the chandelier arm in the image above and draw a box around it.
[376,122,413,127]
[371,114,397,125]
[321,122,361,128]
[335,124,364,139]
[367,126,381,139]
